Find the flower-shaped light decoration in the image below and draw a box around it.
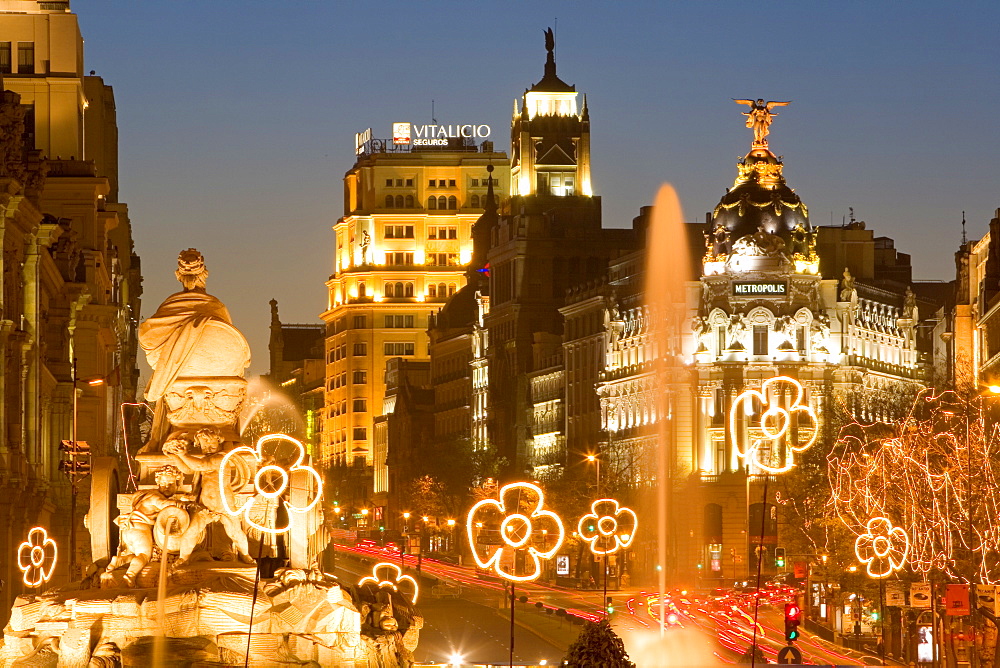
[578,498,638,556]
[219,433,322,534]
[466,482,565,582]
[358,561,419,604]
[729,376,818,474]
[855,516,909,578]
[17,527,58,587]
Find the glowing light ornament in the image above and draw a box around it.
[729,376,818,474]
[828,388,1000,581]
[466,482,565,582]
[577,499,637,556]
[17,527,57,587]
[358,562,419,604]
[854,517,909,578]
[219,433,322,534]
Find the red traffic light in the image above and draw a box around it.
[784,603,801,620]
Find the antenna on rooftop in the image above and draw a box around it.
[432,100,437,125]
[962,211,967,245]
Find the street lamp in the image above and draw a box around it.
[401,512,411,567]
[586,454,600,495]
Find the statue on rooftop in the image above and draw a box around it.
[733,98,791,146]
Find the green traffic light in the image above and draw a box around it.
[789,630,799,640]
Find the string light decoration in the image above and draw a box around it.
[578,499,637,556]
[729,376,818,474]
[829,389,1000,581]
[466,482,565,582]
[17,527,57,587]
[854,517,909,578]
[358,562,419,604]
[219,433,322,534]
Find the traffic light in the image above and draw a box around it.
[59,440,91,480]
[775,546,786,568]
[606,597,614,614]
[784,602,801,642]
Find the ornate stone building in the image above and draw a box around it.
[0,0,141,618]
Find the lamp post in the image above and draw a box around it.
[331,506,342,574]
[402,512,411,568]
[586,454,600,495]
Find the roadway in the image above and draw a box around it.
[331,542,889,666]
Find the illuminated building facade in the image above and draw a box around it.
[597,133,939,583]
[0,0,141,617]
[320,141,508,471]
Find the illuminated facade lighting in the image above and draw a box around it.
[854,517,909,578]
[729,375,817,474]
[358,561,419,604]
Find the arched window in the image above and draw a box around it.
[448,283,457,297]
[384,195,393,208]
[384,282,394,297]
[428,196,437,210]
[428,284,437,298]
[404,282,414,297]
[405,194,414,208]
[395,195,404,208]
[395,282,404,297]
[437,196,447,209]
[438,282,447,297]
[471,194,480,208]
[448,195,457,210]
[358,282,366,298]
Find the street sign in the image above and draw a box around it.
[978,584,997,613]
[947,585,971,615]
[556,555,570,576]
[777,644,802,664]
[792,561,807,578]
[886,582,906,607]
[911,582,931,608]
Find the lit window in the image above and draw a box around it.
[17,43,33,75]
[353,370,367,384]
[428,284,437,298]
[448,227,458,239]
[753,325,768,355]
[384,282,394,297]
[353,398,367,412]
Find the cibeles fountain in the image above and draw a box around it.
[2,250,421,667]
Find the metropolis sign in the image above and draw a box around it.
[733,281,788,296]
[393,122,491,146]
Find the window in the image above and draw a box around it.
[17,43,33,74]
[753,325,768,355]
[717,326,727,353]
[437,282,447,296]
[448,283,457,297]
[404,282,413,297]
[396,179,403,187]
[447,196,457,210]
[353,398,367,412]
[437,196,447,209]
[353,315,367,329]
[395,195,404,208]
[384,195,393,208]
[385,226,395,239]
[447,227,457,239]
[384,315,415,328]
[406,179,413,187]
[386,252,414,266]
[405,194,414,208]
[353,342,367,355]
[384,282,394,297]
[0,43,10,74]
[353,370,367,384]
[428,179,436,187]
[471,194,480,208]
[428,284,437,298]
[797,326,806,352]
[448,179,456,187]
[353,427,367,441]
[538,172,576,196]
[428,196,437,210]
[385,179,393,186]
[384,342,416,356]
[358,282,366,297]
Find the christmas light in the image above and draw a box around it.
[854,517,909,578]
[17,527,57,587]
[358,561,419,604]
[578,498,637,555]
[219,433,322,534]
[729,376,817,474]
[466,482,565,582]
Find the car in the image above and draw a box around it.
[356,539,378,550]
[383,542,400,553]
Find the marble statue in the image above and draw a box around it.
[840,268,856,302]
[733,98,791,146]
[360,229,371,264]
[103,465,192,587]
[162,428,254,565]
[902,286,917,320]
[138,249,250,451]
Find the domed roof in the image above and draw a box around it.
[711,148,808,244]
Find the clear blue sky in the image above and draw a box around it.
[75,0,1000,375]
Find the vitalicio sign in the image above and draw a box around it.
[393,122,491,146]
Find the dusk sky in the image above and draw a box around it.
[75,0,1000,375]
